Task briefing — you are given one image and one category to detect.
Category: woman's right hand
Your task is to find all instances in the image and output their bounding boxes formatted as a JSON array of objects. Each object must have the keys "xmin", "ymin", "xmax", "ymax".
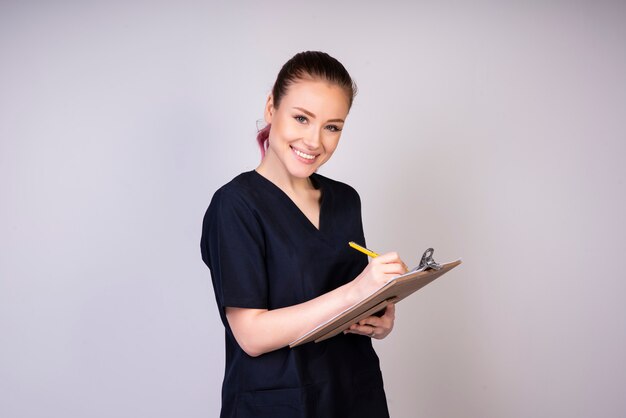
[
  {"xmin": 225, "ymin": 252, "xmax": 407, "ymax": 357},
  {"xmin": 349, "ymin": 252, "xmax": 407, "ymax": 302}
]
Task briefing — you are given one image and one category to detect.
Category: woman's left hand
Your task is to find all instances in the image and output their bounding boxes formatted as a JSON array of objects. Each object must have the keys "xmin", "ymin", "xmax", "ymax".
[{"xmin": 344, "ymin": 303, "xmax": 396, "ymax": 339}]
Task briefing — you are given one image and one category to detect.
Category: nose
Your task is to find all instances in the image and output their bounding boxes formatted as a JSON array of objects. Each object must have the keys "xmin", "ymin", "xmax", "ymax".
[{"xmin": 302, "ymin": 128, "xmax": 321, "ymax": 150}]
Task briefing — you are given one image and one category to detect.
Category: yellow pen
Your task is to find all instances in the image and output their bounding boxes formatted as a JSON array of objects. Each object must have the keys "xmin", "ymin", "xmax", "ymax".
[{"xmin": 348, "ymin": 241, "xmax": 379, "ymax": 258}]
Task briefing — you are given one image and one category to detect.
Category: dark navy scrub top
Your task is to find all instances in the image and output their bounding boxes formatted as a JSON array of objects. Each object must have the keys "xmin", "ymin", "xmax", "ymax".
[{"xmin": 201, "ymin": 170, "xmax": 389, "ymax": 418}]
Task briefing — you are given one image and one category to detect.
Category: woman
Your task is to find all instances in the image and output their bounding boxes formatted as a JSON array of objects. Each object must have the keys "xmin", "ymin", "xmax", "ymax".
[{"xmin": 201, "ymin": 51, "xmax": 406, "ymax": 418}]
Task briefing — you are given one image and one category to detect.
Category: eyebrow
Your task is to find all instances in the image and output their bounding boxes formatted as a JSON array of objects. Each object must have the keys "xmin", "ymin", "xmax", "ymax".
[{"xmin": 293, "ymin": 107, "xmax": 345, "ymax": 124}]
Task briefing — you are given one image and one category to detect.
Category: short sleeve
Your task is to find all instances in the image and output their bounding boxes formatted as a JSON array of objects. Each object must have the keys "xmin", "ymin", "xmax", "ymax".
[{"xmin": 201, "ymin": 187, "xmax": 268, "ymax": 309}]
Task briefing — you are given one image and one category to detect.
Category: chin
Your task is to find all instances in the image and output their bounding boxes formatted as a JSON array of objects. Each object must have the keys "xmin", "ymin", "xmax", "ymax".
[
  {"xmin": 290, "ymin": 168, "xmax": 316, "ymax": 178},
  {"xmin": 288, "ymin": 163, "xmax": 320, "ymax": 179}
]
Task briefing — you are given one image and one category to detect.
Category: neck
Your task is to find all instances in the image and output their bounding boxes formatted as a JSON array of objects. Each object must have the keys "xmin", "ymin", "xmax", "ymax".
[{"xmin": 256, "ymin": 152, "xmax": 314, "ymax": 195}]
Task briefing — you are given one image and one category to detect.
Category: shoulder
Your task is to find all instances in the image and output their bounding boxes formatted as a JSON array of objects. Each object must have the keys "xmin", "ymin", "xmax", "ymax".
[
  {"xmin": 209, "ymin": 171, "xmax": 262, "ymax": 208},
  {"xmin": 217, "ymin": 170, "xmax": 259, "ymax": 195},
  {"xmin": 203, "ymin": 171, "xmax": 266, "ymax": 227},
  {"xmin": 312, "ymin": 172, "xmax": 361, "ymax": 201}
]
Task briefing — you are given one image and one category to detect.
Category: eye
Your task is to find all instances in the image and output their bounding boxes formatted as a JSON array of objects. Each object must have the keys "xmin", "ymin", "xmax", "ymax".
[
  {"xmin": 294, "ymin": 115, "xmax": 308, "ymax": 124},
  {"xmin": 326, "ymin": 125, "xmax": 342, "ymax": 132}
]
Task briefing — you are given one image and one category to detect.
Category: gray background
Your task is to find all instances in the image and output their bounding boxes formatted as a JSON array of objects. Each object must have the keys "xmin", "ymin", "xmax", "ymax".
[{"xmin": 1, "ymin": 1, "xmax": 625, "ymax": 417}]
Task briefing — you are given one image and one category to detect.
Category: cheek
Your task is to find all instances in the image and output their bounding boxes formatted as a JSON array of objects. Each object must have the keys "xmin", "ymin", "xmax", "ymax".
[
  {"xmin": 323, "ymin": 135, "xmax": 341, "ymax": 153},
  {"xmin": 271, "ymin": 119, "xmax": 303, "ymax": 142}
]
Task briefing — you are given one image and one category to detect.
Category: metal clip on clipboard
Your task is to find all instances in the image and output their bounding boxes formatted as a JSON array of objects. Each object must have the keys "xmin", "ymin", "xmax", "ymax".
[
  {"xmin": 412, "ymin": 248, "xmax": 442, "ymax": 272},
  {"xmin": 372, "ymin": 248, "xmax": 441, "ymax": 318}
]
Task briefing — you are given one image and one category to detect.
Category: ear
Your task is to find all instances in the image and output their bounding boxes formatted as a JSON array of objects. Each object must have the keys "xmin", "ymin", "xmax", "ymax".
[{"xmin": 264, "ymin": 94, "xmax": 274, "ymax": 124}]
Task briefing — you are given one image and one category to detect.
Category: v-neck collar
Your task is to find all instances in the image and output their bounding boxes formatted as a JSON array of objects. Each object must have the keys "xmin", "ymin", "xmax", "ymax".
[{"xmin": 251, "ymin": 170, "xmax": 328, "ymax": 233}]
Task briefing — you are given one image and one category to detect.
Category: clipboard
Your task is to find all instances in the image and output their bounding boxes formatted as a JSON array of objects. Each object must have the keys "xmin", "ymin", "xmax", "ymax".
[{"xmin": 289, "ymin": 250, "xmax": 462, "ymax": 348}]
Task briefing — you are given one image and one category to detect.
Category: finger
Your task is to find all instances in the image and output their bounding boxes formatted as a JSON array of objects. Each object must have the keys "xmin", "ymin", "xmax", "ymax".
[
  {"xmin": 360, "ymin": 303, "xmax": 395, "ymax": 326},
  {"xmin": 348, "ymin": 323, "xmax": 376, "ymax": 336},
  {"xmin": 378, "ymin": 262, "xmax": 408, "ymax": 276},
  {"xmin": 383, "ymin": 303, "xmax": 396, "ymax": 319},
  {"xmin": 358, "ymin": 316, "xmax": 382, "ymax": 328},
  {"xmin": 373, "ymin": 252, "xmax": 402, "ymax": 264},
  {"xmin": 370, "ymin": 254, "xmax": 406, "ymax": 273}
]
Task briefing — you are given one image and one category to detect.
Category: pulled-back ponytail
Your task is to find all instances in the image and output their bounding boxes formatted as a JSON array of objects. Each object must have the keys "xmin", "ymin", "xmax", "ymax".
[{"xmin": 256, "ymin": 124, "xmax": 271, "ymax": 158}]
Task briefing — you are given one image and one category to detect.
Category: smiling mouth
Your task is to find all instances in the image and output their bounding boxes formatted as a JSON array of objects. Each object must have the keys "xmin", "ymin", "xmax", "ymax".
[{"xmin": 291, "ymin": 146, "xmax": 317, "ymax": 161}]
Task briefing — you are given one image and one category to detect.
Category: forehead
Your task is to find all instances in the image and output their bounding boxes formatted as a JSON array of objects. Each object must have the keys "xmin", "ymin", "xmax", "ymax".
[{"xmin": 280, "ymin": 79, "xmax": 350, "ymax": 116}]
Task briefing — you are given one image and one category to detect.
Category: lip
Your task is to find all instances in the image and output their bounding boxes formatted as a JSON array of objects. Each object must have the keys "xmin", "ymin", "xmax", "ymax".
[{"xmin": 290, "ymin": 146, "xmax": 319, "ymax": 165}]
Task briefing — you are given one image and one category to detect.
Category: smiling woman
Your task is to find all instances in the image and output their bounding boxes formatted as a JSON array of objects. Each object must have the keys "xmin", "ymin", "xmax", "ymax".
[
  {"xmin": 201, "ymin": 51, "xmax": 406, "ymax": 418},
  {"xmin": 259, "ymin": 80, "xmax": 347, "ymax": 181}
]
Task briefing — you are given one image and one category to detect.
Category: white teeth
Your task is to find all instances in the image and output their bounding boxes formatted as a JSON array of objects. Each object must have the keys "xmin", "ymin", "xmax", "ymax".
[{"xmin": 293, "ymin": 148, "xmax": 315, "ymax": 160}]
